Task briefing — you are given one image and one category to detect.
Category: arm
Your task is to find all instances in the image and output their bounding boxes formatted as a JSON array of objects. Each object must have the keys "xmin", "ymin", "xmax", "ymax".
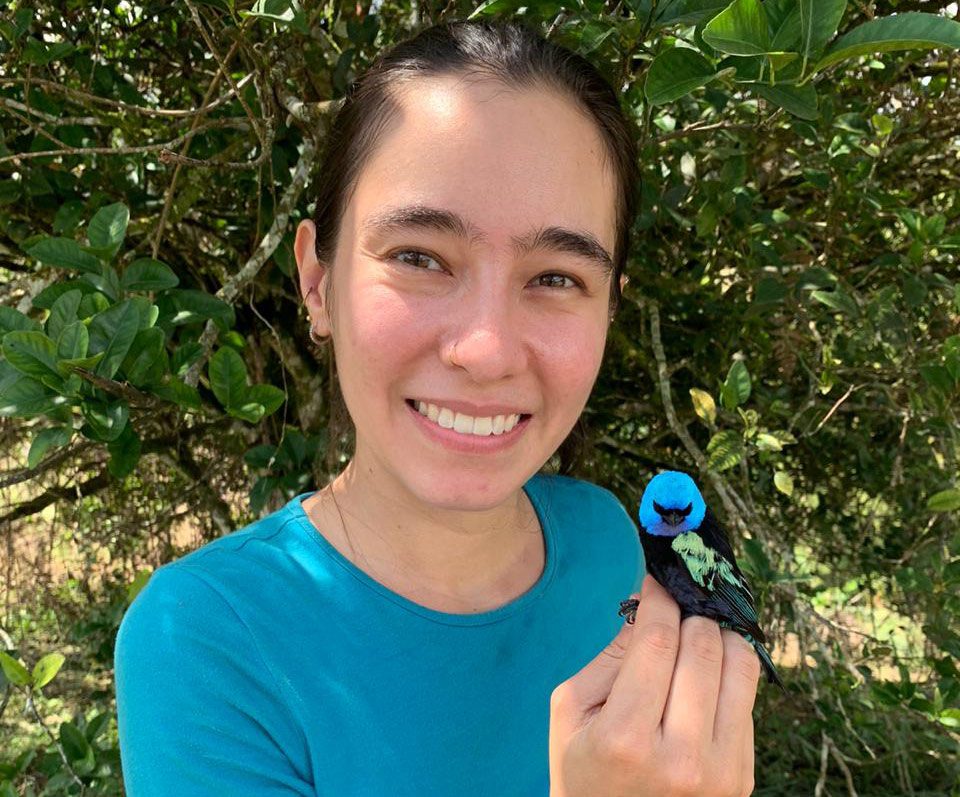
[{"xmin": 114, "ymin": 565, "xmax": 315, "ymax": 797}]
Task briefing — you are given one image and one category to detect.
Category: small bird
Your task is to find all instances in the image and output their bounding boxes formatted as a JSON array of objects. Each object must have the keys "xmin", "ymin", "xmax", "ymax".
[{"xmin": 618, "ymin": 470, "xmax": 785, "ymax": 690}]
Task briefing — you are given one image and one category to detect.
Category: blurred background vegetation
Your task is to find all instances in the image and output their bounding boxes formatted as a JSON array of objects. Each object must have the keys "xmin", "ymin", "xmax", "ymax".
[{"xmin": 1, "ymin": 0, "xmax": 959, "ymax": 794}]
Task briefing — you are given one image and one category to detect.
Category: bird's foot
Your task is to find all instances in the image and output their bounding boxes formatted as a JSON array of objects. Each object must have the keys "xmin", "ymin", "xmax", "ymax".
[{"xmin": 618, "ymin": 597, "xmax": 639, "ymax": 625}]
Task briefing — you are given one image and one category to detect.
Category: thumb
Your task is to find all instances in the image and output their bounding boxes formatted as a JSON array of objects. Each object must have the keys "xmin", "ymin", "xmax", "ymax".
[{"xmin": 556, "ymin": 592, "xmax": 639, "ymax": 718}]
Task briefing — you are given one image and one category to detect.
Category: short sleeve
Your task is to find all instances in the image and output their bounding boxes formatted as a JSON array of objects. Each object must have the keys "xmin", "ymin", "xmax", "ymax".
[{"xmin": 114, "ymin": 565, "xmax": 315, "ymax": 797}]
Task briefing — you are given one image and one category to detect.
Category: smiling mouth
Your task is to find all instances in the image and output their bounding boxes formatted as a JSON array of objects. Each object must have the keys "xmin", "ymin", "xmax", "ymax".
[{"xmin": 404, "ymin": 398, "xmax": 532, "ymax": 437}]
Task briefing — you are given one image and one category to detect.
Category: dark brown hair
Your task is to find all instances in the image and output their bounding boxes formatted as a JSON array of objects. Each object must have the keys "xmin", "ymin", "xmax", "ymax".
[{"xmin": 309, "ymin": 17, "xmax": 639, "ymax": 476}]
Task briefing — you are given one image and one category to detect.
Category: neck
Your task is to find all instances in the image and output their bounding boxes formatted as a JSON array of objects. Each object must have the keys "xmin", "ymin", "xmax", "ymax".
[{"xmin": 308, "ymin": 454, "xmax": 543, "ymax": 611}]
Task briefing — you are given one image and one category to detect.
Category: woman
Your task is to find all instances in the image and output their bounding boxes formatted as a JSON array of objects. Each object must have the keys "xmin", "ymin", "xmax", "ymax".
[{"xmin": 114, "ymin": 18, "xmax": 759, "ymax": 797}]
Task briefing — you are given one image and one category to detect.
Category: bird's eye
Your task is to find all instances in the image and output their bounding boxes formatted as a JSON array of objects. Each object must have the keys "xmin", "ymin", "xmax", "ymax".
[{"xmin": 680, "ymin": 502, "xmax": 693, "ymax": 517}]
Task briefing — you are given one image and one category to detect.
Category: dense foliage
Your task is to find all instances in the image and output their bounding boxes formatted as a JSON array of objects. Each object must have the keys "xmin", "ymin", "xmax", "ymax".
[{"xmin": 1, "ymin": 1, "xmax": 958, "ymax": 794}]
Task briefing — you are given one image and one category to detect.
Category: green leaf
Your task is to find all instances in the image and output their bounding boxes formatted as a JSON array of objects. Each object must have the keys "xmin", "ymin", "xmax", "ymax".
[
  {"xmin": 755, "ymin": 432, "xmax": 783, "ymax": 451},
  {"xmin": 81, "ymin": 399, "xmax": 129, "ymax": 442},
  {"xmin": 811, "ymin": 287, "xmax": 859, "ymax": 317},
  {"xmin": 46, "ymin": 289, "xmax": 83, "ymax": 342},
  {"xmin": 702, "ymin": 0, "xmax": 769, "ymax": 56},
  {"xmin": 108, "ymin": 423, "xmax": 141, "ymax": 478},
  {"xmin": 121, "ymin": 327, "xmax": 166, "ymax": 386},
  {"xmin": 80, "ymin": 264, "xmax": 122, "ymax": 302},
  {"xmin": 645, "ymin": 47, "xmax": 718, "ymax": 105},
  {"xmin": 774, "ymin": 470, "xmax": 794, "ymax": 496},
  {"xmin": 241, "ymin": 0, "xmax": 299, "ymax": 23},
  {"xmin": 229, "ymin": 401, "xmax": 267, "ymax": 423},
  {"xmin": 721, "ymin": 360, "xmax": 751, "ymax": 409},
  {"xmin": 245, "ymin": 383, "xmax": 286, "ymax": 416},
  {"xmin": 814, "ymin": 12, "xmax": 960, "ymax": 74},
  {"xmin": 706, "ymin": 429, "xmax": 744, "ymax": 471},
  {"xmin": 53, "ymin": 200, "xmax": 86, "ymax": 235},
  {"xmin": 153, "ymin": 377, "xmax": 201, "ymax": 410},
  {"xmin": 121, "ymin": 258, "xmax": 180, "ymax": 291},
  {"xmin": 798, "ymin": 0, "xmax": 847, "ymax": 70},
  {"xmin": 938, "ymin": 708, "xmax": 960, "ymax": 728},
  {"xmin": 2, "ymin": 331, "xmax": 61, "ymax": 382},
  {"xmin": 689, "ymin": 387, "xmax": 717, "ymax": 425},
  {"xmin": 753, "ymin": 82, "xmax": 819, "ymax": 119},
  {"xmin": 209, "ymin": 347, "xmax": 249, "ymax": 410},
  {"xmin": 0, "ymin": 651, "xmax": 32, "ymax": 686},
  {"xmin": 0, "ymin": 369, "xmax": 59, "ymax": 418},
  {"xmin": 0, "ymin": 306, "xmax": 43, "ymax": 335},
  {"xmin": 927, "ymin": 488, "xmax": 960, "ymax": 512},
  {"xmin": 88, "ymin": 300, "xmax": 143, "ymax": 379},
  {"xmin": 56, "ymin": 320, "xmax": 89, "ymax": 361},
  {"xmin": 32, "ymin": 279, "xmax": 99, "ymax": 311},
  {"xmin": 87, "ymin": 202, "xmax": 129, "ymax": 250},
  {"xmin": 59, "ymin": 721, "xmax": 96, "ymax": 774},
  {"xmin": 26, "ymin": 237, "xmax": 101, "ymax": 274},
  {"xmin": 31, "ymin": 652, "xmax": 65, "ymax": 688},
  {"xmin": 27, "ymin": 426, "xmax": 73, "ymax": 468},
  {"xmin": 167, "ymin": 288, "xmax": 236, "ymax": 330},
  {"xmin": 56, "ymin": 351, "xmax": 105, "ymax": 379}
]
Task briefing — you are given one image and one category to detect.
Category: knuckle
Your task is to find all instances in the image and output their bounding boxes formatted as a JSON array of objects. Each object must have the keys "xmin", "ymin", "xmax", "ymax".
[
  {"xmin": 723, "ymin": 632, "xmax": 763, "ymax": 683},
  {"xmin": 735, "ymin": 648, "xmax": 763, "ymax": 684},
  {"xmin": 684, "ymin": 618, "xmax": 724, "ymax": 664},
  {"xmin": 600, "ymin": 732, "xmax": 644, "ymax": 768},
  {"xmin": 549, "ymin": 684, "xmax": 569, "ymax": 713},
  {"xmin": 668, "ymin": 758, "xmax": 706, "ymax": 796},
  {"xmin": 638, "ymin": 620, "xmax": 680, "ymax": 657}
]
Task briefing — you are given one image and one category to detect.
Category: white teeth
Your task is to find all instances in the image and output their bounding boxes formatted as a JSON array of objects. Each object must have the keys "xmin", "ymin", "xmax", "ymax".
[
  {"xmin": 412, "ymin": 400, "xmax": 523, "ymax": 437},
  {"xmin": 437, "ymin": 407, "xmax": 455, "ymax": 429},
  {"xmin": 472, "ymin": 416, "xmax": 493, "ymax": 435}
]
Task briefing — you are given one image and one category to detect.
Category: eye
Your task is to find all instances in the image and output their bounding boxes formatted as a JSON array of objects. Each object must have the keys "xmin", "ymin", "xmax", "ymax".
[
  {"xmin": 391, "ymin": 249, "xmax": 445, "ymax": 272},
  {"xmin": 533, "ymin": 272, "xmax": 581, "ymax": 290}
]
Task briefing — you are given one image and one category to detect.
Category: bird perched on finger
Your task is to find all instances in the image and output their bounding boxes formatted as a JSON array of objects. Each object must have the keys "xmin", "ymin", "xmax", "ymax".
[{"xmin": 619, "ymin": 470, "xmax": 786, "ymax": 691}]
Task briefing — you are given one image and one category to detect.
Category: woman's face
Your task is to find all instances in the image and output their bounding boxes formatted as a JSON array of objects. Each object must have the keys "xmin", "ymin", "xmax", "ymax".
[{"xmin": 296, "ymin": 75, "xmax": 619, "ymax": 512}]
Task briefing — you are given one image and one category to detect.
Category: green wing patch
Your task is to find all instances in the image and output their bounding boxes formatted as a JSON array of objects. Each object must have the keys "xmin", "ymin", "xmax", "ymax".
[{"xmin": 671, "ymin": 532, "xmax": 760, "ymax": 633}]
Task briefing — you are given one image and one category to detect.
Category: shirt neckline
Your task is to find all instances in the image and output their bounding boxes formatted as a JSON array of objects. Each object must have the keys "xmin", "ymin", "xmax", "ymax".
[{"xmin": 286, "ymin": 473, "xmax": 558, "ymax": 627}]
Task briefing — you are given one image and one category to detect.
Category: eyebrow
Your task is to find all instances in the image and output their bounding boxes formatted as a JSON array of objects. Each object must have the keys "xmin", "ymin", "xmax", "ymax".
[{"xmin": 360, "ymin": 204, "xmax": 614, "ymax": 278}]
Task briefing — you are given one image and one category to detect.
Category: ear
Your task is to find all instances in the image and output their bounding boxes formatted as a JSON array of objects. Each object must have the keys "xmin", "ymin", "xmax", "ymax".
[{"xmin": 294, "ymin": 219, "xmax": 331, "ymax": 337}]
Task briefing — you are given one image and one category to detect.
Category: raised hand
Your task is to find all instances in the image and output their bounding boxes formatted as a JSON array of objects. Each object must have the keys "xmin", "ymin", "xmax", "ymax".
[{"xmin": 549, "ymin": 575, "xmax": 760, "ymax": 797}]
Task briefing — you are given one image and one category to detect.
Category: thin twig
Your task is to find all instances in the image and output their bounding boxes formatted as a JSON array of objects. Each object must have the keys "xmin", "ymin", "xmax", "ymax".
[
  {"xmin": 0, "ymin": 117, "xmax": 251, "ymax": 166},
  {"xmin": 183, "ymin": 135, "xmax": 318, "ymax": 387},
  {"xmin": 0, "ymin": 75, "xmax": 255, "ymax": 118}
]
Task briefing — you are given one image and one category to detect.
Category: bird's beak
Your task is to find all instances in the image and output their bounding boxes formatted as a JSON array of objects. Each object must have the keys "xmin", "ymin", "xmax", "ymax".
[{"xmin": 661, "ymin": 511, "xmax": 684, "ymax": 527}]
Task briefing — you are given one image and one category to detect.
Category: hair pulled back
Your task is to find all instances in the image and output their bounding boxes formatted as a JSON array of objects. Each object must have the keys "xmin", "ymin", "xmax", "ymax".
[{"xmin": 309, "ymin": 18, "xmax": 640, "ymax": 476}]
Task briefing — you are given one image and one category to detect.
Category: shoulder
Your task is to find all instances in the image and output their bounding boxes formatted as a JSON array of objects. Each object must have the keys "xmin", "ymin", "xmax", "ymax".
[{"xmin": 526, "ymin": 472, "xmax": 636, "ymax": 532}]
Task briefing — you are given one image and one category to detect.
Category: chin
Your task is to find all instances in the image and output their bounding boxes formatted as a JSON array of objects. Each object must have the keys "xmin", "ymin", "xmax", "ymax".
[{"xmin": 403, "ymin": 470, "xmax": 523, "ymax": 513}]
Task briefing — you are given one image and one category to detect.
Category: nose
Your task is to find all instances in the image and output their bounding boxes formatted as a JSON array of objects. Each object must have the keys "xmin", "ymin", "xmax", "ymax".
[{"xmin": 443, "ymin": 284, "xmax": 529, "ymax": 382}]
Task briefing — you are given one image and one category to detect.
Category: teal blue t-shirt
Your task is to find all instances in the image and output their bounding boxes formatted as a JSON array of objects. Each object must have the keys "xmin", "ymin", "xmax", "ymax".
[{"xmin": 114, "ymin": 472, "xmax": 645, "ymax": 796}]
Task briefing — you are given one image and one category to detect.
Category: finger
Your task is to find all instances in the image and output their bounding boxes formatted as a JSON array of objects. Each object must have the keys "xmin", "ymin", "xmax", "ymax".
[
  {"xmin": 660, "ymin": 615, "xmax": 723, "ymax": 749},
  {"xmin": 595, "ymin": 574, "xmax": 681, "ymax": 740},
  {"xmin": 553, "ymin": 607, "xmax": 637, "ymax": 729},
  {"xmin": 712, "ymin": 629, "xmax": 761, "ymax": 758}
]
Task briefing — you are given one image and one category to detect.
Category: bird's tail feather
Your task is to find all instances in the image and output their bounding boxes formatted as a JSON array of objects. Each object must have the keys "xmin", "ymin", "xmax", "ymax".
[
  {"xmin": 751, "ymin": 636, "xmax": 786, "ymax": 692},
  {"xmin": 722, "ymin": 622, "xmax": 786, "ymax": 692}
]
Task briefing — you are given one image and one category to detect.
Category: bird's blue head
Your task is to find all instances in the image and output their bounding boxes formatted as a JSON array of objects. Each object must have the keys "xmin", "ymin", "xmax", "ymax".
[{"xmin": 638, "ymin": 470, "xmax": 707, "ymax": 537}]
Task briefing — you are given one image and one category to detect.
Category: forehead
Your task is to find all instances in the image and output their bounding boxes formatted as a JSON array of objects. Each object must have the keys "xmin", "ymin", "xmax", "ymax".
[{"xmin": 343, "ymin": 74, "xmax": 618, "ymax": 253}]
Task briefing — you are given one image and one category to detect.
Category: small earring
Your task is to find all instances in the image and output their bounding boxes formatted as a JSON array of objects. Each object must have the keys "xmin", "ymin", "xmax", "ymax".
[{"xmin": 309, "ymin": 323, "xmax": 327, "ymax": 345}]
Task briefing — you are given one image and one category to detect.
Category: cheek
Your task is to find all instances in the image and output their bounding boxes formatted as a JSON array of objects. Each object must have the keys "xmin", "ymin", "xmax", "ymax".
[
  {"xmin": 532, "ymin": 314, "xmax": 606, "ymax": 397},
  {"xmin": 339, "ymin": 284, "xmax": 433, "ymax": 385}
]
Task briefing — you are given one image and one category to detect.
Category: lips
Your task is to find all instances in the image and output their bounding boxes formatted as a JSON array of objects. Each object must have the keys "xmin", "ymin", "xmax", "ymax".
[{"xmin": 405, "ymin": 398, "xmax": 530, "ymax": 436}]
